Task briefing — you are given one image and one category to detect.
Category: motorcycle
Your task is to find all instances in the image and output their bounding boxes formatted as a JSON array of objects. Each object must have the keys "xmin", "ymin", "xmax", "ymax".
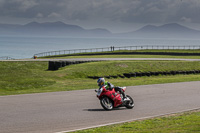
[{"xmin": 95, "ymin": 85, "xmax": 134, "ymax": 110}]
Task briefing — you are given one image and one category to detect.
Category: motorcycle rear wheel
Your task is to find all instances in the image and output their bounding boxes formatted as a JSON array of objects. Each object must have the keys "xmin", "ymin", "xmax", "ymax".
[
  {"xmin": 100, "ymin": 97, "xmax": 113, "ymax": 110},
  {"xmin": 124, "ymin": 95, "xmax": 134, "ymax": 109}
]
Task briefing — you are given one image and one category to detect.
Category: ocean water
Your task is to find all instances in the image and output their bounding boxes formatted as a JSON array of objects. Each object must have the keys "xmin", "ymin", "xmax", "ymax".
[{"xmin": 0, "ymin": 36, "xmax": 200, "ymax": 59}]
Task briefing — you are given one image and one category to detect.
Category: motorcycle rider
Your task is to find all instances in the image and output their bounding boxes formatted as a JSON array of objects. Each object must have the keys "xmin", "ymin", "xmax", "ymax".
[{"xmin": 97, "ymin": 78, "xmax": 128, "ymax": 101}]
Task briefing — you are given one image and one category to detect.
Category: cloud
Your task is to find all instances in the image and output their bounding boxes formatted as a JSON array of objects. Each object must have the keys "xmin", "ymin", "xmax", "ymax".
[
  {"xmin": 36, "ymin": 13, "xmax": 43, "ymax": 18},
  {"xmin": 181, "ymin": 17, "xmax": 192, "ymax": 23},
  {"xmin": 47, "ymin": 12, "xmax": 61, "ymax": 18},
  {"xmin": 0, "ymin": 0, "xmax": 200, "ymax": 24},
  {"xmin": 18, "ymin": 0, "xmax": 38, "ymax": 11}
]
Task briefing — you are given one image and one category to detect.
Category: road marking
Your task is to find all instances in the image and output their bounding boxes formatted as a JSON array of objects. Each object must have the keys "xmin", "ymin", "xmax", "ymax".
[{"xmin": 56, "ymin": 107, "xmax": 200, "ymax": 133}]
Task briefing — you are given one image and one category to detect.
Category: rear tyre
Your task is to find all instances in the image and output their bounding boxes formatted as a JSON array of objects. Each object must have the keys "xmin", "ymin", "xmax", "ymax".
[
  {"xmin": 100, "ymin": 97, "xmax": 113, "ymax": 110},
  {"xmin": 124, "ymin": 95, "xmax": 134, "ymax": 109}
]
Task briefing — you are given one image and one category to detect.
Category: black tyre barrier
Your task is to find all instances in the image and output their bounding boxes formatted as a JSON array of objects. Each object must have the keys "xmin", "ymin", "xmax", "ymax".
[
  {"xmin": 55, "ymin": 61, "xmax": 62, "ymax": 70},
  {"xmin": 155, "ymin": 72, "xmax": 160, "ymax": 76},
  {"xmin": 61, "ymin": 61, "xmax": 66, "ymax": 67},
  {"xmin": 118, "ymin": 75, "xmax": 125, "ymax": 78},
  {"xmin": 195, "ymin": 70, "xmax": 200, "ymax": 73},
  {"xmin": 87, "ymin": 70, "xmax": 200, "ymax": 79},
  {"xmin": 130, "ymin": 73, "xmax": 136, "ymax": 77},
  {"xmin": 48, "ymin": 60, "xmax": 99, "ymax": 70},
  {"xmin": 158, "ymin": 72, "xmax": 163, "ymax": 75},
  {"xmin": 135, "ymin": 72, "xmax": 142, "ymax": 77},
  {"xmin": 87, "ymin": 76, "xmax": 101, "ymax": 79},
  {"xmin": 186, "ymin": 71, "xmax": 190, "ymax": 74},
  {"xmin": 163, "ymin": 72, "xmax": 167, "ymax": 75},
  {"xmin": 171, "ymin": 71, "xmax": 176, "ymax": 75},
  {"xmin": 182, "ymin": 71, "xmax": 186, "ymax": 75},
  {"xmin": 123, "ymin": 73, "xmax": 131, "ymax": 78},
  {"xmin": 105, "ymin": 76, "xmax": 111, "ymax": 79},
  {"xmin": 145, "ymin": 72, "xmax": 151, "ymax": 77},
  {"xmin": 150, "ymin": 72, "xmax": 155, "ymax": 76},
  {"xmin": 167, "ymin": 72, "xmax": 170, "ymax": 75},
  {"xmin": 141, "ymin": 72, "xmax": 146, "ymax": 76},
  {"xmin": 177, "ymin": 71, "xmax": 182, "ymax": 74},
  {"xmin": 110, "ymin": 75, "xmax": 118, "ymax": 78},
  {"xmin": 94, "ymin": 76, "xmax": 101, "ymax": 79},
  {"xmin": 48, "ymin": 61, "xmax": 55, "ymax": 70}
]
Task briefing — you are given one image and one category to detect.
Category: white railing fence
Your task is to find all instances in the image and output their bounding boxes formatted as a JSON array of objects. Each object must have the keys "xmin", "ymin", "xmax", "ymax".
[{"xmin": 33, "ymin": 45, "xmax": 200, "ymax": 58}]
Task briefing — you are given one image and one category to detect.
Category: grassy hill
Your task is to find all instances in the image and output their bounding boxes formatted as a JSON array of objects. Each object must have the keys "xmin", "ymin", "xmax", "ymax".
[{"xmin": 1, "ymin": 60, "xmax": 200, "ymax": 95}]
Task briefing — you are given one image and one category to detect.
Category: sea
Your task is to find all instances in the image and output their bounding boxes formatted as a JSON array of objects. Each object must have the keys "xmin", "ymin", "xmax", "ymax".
[{"xmin": 1, "ymin": 36, "xmax": 200, "ymax": 59}]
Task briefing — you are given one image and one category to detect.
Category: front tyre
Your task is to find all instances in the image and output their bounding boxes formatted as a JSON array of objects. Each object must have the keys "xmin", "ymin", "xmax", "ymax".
[
  {"xmin": 100, "ymin": 97, "xmax": 113, "ymax": 110},
  {"xmin": 124, "ymin": 95, "xmax": 134, "ymax": 109}
]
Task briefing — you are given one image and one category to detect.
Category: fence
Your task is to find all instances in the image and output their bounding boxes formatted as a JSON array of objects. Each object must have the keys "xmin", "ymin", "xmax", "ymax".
[
  {"xmin": 33, "ymin": 45, "xmax": 200, "ymax": 58},
  {"xmin": 0, "ymin": 56, "xmax": 15, "ymax": 60}
]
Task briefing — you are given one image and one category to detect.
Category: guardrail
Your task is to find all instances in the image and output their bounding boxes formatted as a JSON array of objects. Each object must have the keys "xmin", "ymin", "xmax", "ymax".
[
  {"xmin": 33, "ymin": 45, "xmax": 200, "ymax": 58},
  {"xmin": 0, "ymin": 56, "xmax": 15, "ymax": 60}
]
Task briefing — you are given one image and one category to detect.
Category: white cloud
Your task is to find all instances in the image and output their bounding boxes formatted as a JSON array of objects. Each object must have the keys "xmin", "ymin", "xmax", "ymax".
[
  {"xmin": 8, "ymin": 0, "xmax": 38, "ymax": 11},
  {"xmin": 20, "ymin": 0, "xmax": 38, "ymax": 11},
  {"xmin": 181, "ymin": 17, "xmax": 192, "ymax": 23},
  {"xmin": 36, "ymin": 13, "xmax": 43, "ymax": 18},
  {"xmin": 1, "ymin": 0, "xmax": 200, "ymax": 28},
  {"xmin": 48, "ymin": 12, "xmax": 61, "ymax": 18}
]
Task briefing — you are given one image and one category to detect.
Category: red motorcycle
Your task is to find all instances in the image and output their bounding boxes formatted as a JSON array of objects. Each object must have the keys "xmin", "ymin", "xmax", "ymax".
[{"xmin": 95, "ymin": 86, "xmax": 134, "ymax": 110}]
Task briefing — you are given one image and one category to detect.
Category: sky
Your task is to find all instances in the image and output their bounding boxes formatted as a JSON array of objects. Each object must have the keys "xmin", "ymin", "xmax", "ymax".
[{"xmin": 0, "ymin": 0, "xmax": 200, "ymax": 33}]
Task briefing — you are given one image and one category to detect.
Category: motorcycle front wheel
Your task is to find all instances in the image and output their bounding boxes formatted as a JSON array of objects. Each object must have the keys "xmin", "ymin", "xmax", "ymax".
[
  {"xmin": 100, "ymin": 97, "xmax": 113, "ymax": 110},
  {"xmin": 124, "ymin": 95, "xmax": 134, "ymax": 109}
]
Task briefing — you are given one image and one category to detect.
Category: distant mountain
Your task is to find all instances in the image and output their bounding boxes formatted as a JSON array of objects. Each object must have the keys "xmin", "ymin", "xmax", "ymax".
[
  {"xmin": 0, "ymin": 21, "xmax": 112, "ymax": 37},
  {"xmin": 0, "ymin": 22, "xmax": 200, "ymax": 38},
  {"xmin": 24, "ymin": 21, "xmax": 85, "ymax": 31},
  {"xmin": 125, "ymin": 23, "xmax": 200, "ymax": 38}
]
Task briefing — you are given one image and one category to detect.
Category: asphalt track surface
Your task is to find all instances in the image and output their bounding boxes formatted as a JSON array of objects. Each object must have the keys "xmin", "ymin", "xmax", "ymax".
[{"xmin": 0, "ymin": 81, "xmax": 200, "ymax": 133}]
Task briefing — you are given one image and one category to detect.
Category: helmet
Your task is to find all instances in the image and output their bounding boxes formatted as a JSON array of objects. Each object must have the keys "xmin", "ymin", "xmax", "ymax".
[{"xmin": 97, "ymin": 78, "xmax": 105, "ymax": 86}]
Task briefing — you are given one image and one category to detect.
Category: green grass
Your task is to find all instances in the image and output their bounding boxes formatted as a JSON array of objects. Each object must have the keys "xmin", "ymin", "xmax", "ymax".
[
  {"xmin": 74, "ymin": 110, "xmax": 200, "ymax": 133},
  {"xmin": 1, "ymin": 60, "xmax": 200, "ymax": 95}
]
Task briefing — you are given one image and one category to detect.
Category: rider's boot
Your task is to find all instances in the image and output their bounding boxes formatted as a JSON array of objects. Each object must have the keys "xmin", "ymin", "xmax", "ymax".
[
  {"xmin": 115, "ymin": 86, "xmax": 128, "ymax": 101},
  {"xmin": 122, "ymin": 92, "xmax": 128, "ymax": 101}
]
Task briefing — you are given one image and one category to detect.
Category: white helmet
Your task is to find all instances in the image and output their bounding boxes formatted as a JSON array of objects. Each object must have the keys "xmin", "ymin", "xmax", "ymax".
[{"xmin": 97, "ymin": 78, "xmax": 105, "ymax": 86}]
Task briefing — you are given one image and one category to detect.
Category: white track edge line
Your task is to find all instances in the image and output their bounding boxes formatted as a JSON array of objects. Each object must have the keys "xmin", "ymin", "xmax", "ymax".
[{"xmin": 55, "ymin": 107, "xmax": 200, "ymax": 133}]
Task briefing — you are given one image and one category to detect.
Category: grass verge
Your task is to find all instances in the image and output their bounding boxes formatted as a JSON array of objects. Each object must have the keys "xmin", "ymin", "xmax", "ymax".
[
  {"xmin": 1, "ymin": 60, "xmax": 200, "ymax": 95},
  {"xmin": 74, "ymin": 110, "xmax": 200, "ymax": 133}
]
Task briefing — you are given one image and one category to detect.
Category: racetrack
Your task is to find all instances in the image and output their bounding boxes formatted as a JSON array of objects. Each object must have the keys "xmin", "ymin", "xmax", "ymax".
[{"xmin": 0, "ymin": 81, "xmax": 200, "ymax": 133}]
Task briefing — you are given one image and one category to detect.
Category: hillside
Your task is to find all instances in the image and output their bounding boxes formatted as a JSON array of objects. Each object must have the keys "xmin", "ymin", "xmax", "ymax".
[
  {"xmin": 0, "ymin": 22, "xmax": 200, "ymax": 38},
  {"xmin": 129, "ymin": 23, "xmax": 200, "ymax": 38},
  {"xmin": 0, "ymin": 21, "xmax": 112, "ymax": 37}
]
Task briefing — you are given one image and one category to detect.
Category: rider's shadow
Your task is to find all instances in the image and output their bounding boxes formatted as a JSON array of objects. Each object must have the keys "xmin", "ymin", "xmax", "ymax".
[
  {"xmin": 83, "ymin": 108, "xmax": 127, "ymax": 112},
  {"xmin": 83, "ymin": 109, "xmax": 105, "ymax": 111}
]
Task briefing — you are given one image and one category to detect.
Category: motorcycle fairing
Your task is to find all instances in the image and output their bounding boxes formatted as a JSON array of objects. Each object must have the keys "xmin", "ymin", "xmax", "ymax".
[{"xmin": 98, "ymin": 87, "xmax": 123, "ymax": 107}]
